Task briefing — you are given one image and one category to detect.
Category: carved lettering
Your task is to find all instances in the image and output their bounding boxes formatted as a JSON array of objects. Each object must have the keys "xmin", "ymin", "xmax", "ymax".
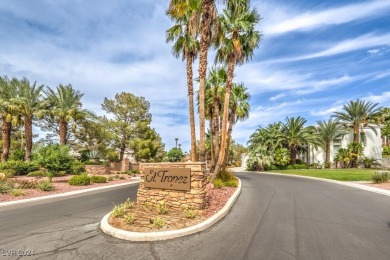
[{"xmin": 143, "ymin": 168, "xmax": 191, "ymax": 191}]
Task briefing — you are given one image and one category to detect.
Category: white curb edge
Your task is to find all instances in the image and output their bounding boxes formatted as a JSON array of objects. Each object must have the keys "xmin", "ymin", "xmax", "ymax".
[
  {"xmin": 247, "ymin": 171, "xmax": 390, "ymax": 197},
  {"xmin": 0, "ymin": 181, "xmax": 140, "ymax": 207},
  {"xmin": 100, "ymin": 178, "xmax": 242, "ymax": 241}
]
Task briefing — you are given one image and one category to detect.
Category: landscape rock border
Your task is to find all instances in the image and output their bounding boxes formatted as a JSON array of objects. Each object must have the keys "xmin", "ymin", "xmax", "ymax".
[{"xmin": 100, "ymin": 178, "xmax": 242, "ymax": 241}]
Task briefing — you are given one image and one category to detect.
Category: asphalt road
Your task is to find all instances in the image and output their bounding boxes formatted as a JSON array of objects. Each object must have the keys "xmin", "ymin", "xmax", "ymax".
[{"xmin": 1, "ymin": 173, "xmax": 390, "ymax": 260}]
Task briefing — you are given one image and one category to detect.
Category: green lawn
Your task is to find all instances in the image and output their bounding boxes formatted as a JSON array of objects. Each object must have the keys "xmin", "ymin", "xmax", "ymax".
[{"xmin": 269, "ymin": 168, "xmax": 378, "ymax": 181}]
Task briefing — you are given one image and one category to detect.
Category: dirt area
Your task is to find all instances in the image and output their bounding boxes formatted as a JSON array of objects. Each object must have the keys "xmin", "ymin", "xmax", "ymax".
[
  {"xmin": 364, "ymin": 182, "xmax": 390, "ymax": 191},
  {"xmin": 0, "ymin": 174, "xmax": 136, "ymax": 203},
  {"xmin": 109, "ymin": 186, "xmax": 237, "ymax": 232}
]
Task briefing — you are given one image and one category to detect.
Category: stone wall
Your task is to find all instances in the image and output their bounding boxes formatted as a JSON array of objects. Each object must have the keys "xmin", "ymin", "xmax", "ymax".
[
  {"xmin": 85, "ymin": 165, "xmax": 110, "ymax": 175},
  {"xmin": 137, "ymin": 162, "xmax": 207, "ymax": 210},
  {"xmin": 382, "ymin": 158, "xmax": 390, "ymax": 169},
  {"xmin": 110, "ymin": 162, "xmax": 122, "ymax": 171}
]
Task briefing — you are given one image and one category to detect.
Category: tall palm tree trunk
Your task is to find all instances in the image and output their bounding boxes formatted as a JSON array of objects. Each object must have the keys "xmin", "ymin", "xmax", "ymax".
[
  {"xmin": 198, "ymin": 0, "xmax": 213, "ymax": 162},
  {"xmin": 290, "ymin": 145, "xmax": 297, "ymax": 165},
  {"xmin": 222, "ymin": 111, "xmax": 235, "ymax": 171},
  {"xmin": 1, "ymin": 116, "xmax": 11, "ymax": 162},
  {"xmin": 353, "ymin": 124, "xmax": 359, "ymax": 143},
  {"xmin": 211, "ymin": 57, "xmax": 235, "ymax": 181},
  {"xmin": 24, "ymin": 117, "xmax": 33, "ymax": 161},
  {"xmin": 325, "ymin": 142, "xmax": 331, "ymax": 166},
  {"xmin": 210, "ymin": 118, "xmax": 215, "ymax": 168},
  {"xmin": 59, "ymin": 120, "xmax": 68, "ymax": 145},
  {"xmin": 211, "ymin": 94, "xmax": 220, "ymax": 170},
  {"xmin": 186, "ymin": 53, "xmax": 197, "ymax": 162}
]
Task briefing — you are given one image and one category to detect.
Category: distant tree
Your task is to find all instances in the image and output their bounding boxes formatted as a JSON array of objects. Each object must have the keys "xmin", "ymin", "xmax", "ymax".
[
  {"xmin": 0, "ymin": 76, "xmax": 17, "ymax": 161},
  {"xmin": 130, "ymin": 124, "xmax": 166, "ymax": 162},
  {"xmin": 10, "ymin": 78, "xmax": 46, "ymax": 161},
  {"xmin": 102, "ymin": 92, "xmax": 152, "ymax": 161},
  {"xmin": 45, "ymin": 84, "xmax": 85, "ymax": 145},
  {"xmin": 333, "ymin": 99, "xmax": 381, "ymax": 143},
  {"xmin": 316, "ymin": 119, "xmax": 346, "ymax": 167},
  {"xmin": 167, "ymin": 147, "xmax": 184, "ymax": 162}
]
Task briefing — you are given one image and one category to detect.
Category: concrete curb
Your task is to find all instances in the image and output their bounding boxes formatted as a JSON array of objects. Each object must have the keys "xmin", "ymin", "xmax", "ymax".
[
  {"xmin": 0, "ymin": 181, "xmax": 140, "ymax": 207},
  {"xmin": 244, "ymin": 171, "xmax": 390, "ymax": 197},
  {"xmin": 100, "ymin": 178, "xmax": 242, "ymax": 241}
]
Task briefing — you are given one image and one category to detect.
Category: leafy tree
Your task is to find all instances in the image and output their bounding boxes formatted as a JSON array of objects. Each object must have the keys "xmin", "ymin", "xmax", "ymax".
[
  {"xmin": 130, "ymin": 124, "xmax": 166, "ymax": 162},
  {"xmin": 333, "ymin": 99, "xmax": 381, "ymax": 143},
  {"xmin": 166, "ymin": 0, "xmax": 201, "ymax": 162},
  {"xmin": 273, "ymin": 148, "xmax": 290, "ymax": 166},
  {"xmin": 101, "ymin": 92, "xmax": 152, "ymax": 161},
  {"xmin": 211, "ymin": 1, "xmax": 261, "ymax": 181},
  {"xmin": 45, "ymin": 85, "xmax": 85, "ymax": 145},
  {"xmin": 167, "ymin": 147, "xmax": 184, "ymax": 162},
  {"xmin": 10, "ymin": 78, "xmax": 46, "ymax": 161},
  {"xmin": 246, "ymin": 145, "xmax": 273, "ymax": 171},
  {"xmin": 316, "ymin": 119, "xmax": 346, "ymax": 167},
  {"xmin": 0, "ymin": 76, "xmax": 17, "ymax": 161}
]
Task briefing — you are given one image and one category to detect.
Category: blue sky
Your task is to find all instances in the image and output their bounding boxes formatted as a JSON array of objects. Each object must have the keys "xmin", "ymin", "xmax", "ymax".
[{"xmin": 0, "ymin": 0, "xmax": 389, "ymax": 151}]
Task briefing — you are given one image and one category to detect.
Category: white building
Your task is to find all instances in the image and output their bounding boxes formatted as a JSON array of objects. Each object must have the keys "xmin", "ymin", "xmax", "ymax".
[{"xmin": 306, "ymin": 125, "xmax": 382, "ymax": 165}]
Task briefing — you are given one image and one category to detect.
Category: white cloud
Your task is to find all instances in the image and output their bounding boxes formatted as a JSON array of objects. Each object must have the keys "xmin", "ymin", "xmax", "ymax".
[
  {"xmin": 368, "ymin": 48, "xmax": 381, "ymax": 55},
  {"xmin": 263, "ymin": 0, "xmax": 390, "ymax": 36},
  {"xmin": 364, "ymin": 91, "xmax": 390, "ymax": 105},
  {"xmin": 269, "ymin": 93, "xmax": 286, "ymax": 101}
]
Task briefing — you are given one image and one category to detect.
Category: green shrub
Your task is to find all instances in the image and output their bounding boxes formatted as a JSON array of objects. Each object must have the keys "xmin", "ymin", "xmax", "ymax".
[
  {"xmin": 123, "ymin": 198, "xmax": 135, "ymax": 209},
  {"xmin": 0, "ymin": 180, "xmax": 14, "ymax": 193},
  {"xmin": 27, "ymin": 171, "xmax": 46, "ymax": 177},
  {"xmin": 124, "ymin": 214, "xmax": 135, "ymax": 224},
  {"xmin": 359, "ymin": 157, "xmax": 381, "ymax": 168},
  {"xmin": 286, "ymin": 164, "xmax": 309, "ymax": 170},
  {"xmin": 0, "ymin": 161, "xmax": 39, "ymax": 175},
  {"xmin": 274, "ymin": 148, "xmax": 291, "ymax": 166},
  {"xmin": 83, "ymin": 160, "xmax": 102, "ymax": 165},
  {"xmin": 152, "ymin": 217, "xmax": 164, "ymax": 228},
  {"xmin": 111, "ymin": 204, "xmax": 126, "ymax": 218},
  {"xmin": 35, "ymin": 144, "xmax": 77, "ymax": 173},
  {"xmin": 10, "ymin": 188, "xmax": 25, "ymax": 196},
  {"xmin": 219, "ymin": 169, "xmax": 236, "ymax": 182},
  {"xmin": 372, "ymin": 171, "xmax": 390, "ymax": 184},
  {"xmin": 383, "ymin": 146, "xmax": 390, "ymax": 156},
  {"xmin": 70, "ymin": 161, "xmax": 85, "ymax": 174},
  {"xmin": 37, "ymin": 181, "xmax": 54, "ymax": 191},
  {"xmin": 119, "ymin": 176, "xmax": 126, "ymax": 180},
  {"xmin": 184, "ymin": 209, "xmax": 197, "ymax": 219},
  {"xmin": 68, "ymin": 175, "xmax": 91, "ymax": 186},
  {"xmin": 2, "ymin": 169, "xmax": 15, "ymax": 178},
  {"xmin": 107, "ymin": 150, "xmax": 119, "ymax": 162},
  {"xmin": 213, "ymin": 179, "xmax": 225, "ymax": 189},
  {"xmin": 9, "ymin": 150, "xmax": 26, "ymax": 161},
  {"xmin": 90, "ymin": 176, "xmax": 107, "ymax": 183},
  {"xmin": 107, "ymin": 176, "xmax": 114, "ymax": 181},
  {"xmin": 156, "ymin": 201, "xmax": 168, "ymax": 214},
  {"xmin": 225, "ymin": 178, "xmax": 239, "ymax": 187}
]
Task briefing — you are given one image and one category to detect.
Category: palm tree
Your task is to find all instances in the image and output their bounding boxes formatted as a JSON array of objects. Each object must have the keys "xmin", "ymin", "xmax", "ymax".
[
  {"xmin": 223, "ymin": 83, "xmax": 250, "ymax": 168},
  {"xmin": 316, "ymin": 119, "xmax": 346, "ymax": 167},
  {"xmin": 333, "ymin": 99, "xmax": 381, "ymax": 143},
  {"xmin": 45, "ymin": 85, "xmax": 84, "ymax": 145},
  {"xmin": 211, "ymin": 2, "xmax": 261, "ymax": 181},
  {"xmin": 166, "ymin": 0, "xmax": 201, "ymax": 162},
  {"xmin": 10, "ymin": 78, "xmax": 46, "ymax": 161},
  {"xmin": 0, "ymin": 76, "xmax": 17, "ymax": 161},
  {"xmin": 204, "ymin": 66, "xmax": 226, "ymax": 169},
  {"xmin": 282, "ymin": 116, "xmax": 320, "ymax": 165}
]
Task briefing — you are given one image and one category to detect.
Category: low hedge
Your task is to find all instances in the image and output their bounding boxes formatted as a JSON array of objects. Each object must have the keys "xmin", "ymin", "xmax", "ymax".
[
  {"xmin": 90, "ymin": 176, "xmax": 107, "ymax": 183},
  {"xmin": 68, "ymin": 175, "xmax": 91, "ymax": 186}
]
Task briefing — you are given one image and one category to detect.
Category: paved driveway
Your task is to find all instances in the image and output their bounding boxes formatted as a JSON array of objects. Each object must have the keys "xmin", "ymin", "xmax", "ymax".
[{"xmin": 1, "ymin": 173, "xmax": 389, "ymax": 260}]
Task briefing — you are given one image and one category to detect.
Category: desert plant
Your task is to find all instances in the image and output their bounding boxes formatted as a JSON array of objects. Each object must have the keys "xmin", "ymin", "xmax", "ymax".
[
  {"xmin": 156, "ymin": 201, "xmax": 169, "ymax": 214},
  {"xmin": 0, "ymin": 180, "xmax": 14, "ymax": 193},
  {"xmin": 68, "ymin": 174, "xmax": 91, "ymax": 186},
  {"xmin": 37, "ymin": 181, "xmax": 54, "ymax": 191},
  {"xmin": 13, "ymin": 179, "xmax": 37, "ymax": 189},
  {"xmin": 10, "ymin": 188, "xmax": 25, "ymax": 196},
  {"xmin": 35, "ymin": 144, "xmax": 75, "ymax": 173},
  {"xmin": 273, "ymin": 148, "xmax": 290, "ymax": 166},
  {"xmin": 225, "ymin": 178, "xmax": 238, "ymax": 187},
  {"xmin": 213, "ymin": 179, "xmax": 225, "ymax": 189},
  {"xmin": 124, "ymin": 214, "xmax": 135, "ymax": 224},
  {"xmin": 90, "ymin": 176, "xmax": 107, "ymax": 183},
  {"xmin": 27, "ymin": 170, "xmax": 46, "ymax": 177},
  {"xmin": 152, "ymin": 217, "xmax": 164, "ymax": 228},
  {"xmin": 123, "ymin": 198, "xmax": 135, "ymax": 209},
  {"xmin": 184, "ymin": 209, "xmax": 197, "ymax": 219},
  {"xmin": 87, "ymin": 150, "xmax": 100, "ymax": 161},
  {"xmin": 0, "ymin": 161, "xmax": 39, "ymax": 175},
  {"xmin": 359, "ymin": 157, "xmax": 381, "ymax": 168},
  {"xmin": 107, "ymin": 176, "xmax": 114, "ymax": 181},
  {"xmin": 111, "ymin": 204, "xmax": 126, "ymax": 218},
  {"xmin": 107, "ymin": 150, "xmax": 119, "ymax": 162},
  {"xmin": 372, "ymin": 171, "xmax": 389, "ymax": 184},
  {"xmin": 119, "ymin": 176, "xmax": 125, "ymax": 180}
]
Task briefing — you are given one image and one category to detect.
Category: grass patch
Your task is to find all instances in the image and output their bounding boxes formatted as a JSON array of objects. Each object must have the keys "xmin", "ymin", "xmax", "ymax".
[{"xmin": 269, "ymin": 168, "xmax": 377, "ymax": 181}]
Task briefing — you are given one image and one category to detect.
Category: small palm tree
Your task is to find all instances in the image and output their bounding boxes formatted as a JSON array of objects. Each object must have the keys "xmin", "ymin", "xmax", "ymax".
[
  {"xmin": 316, "ymin": 119, "xmax": 346, "ymax": 167},
  {"xmin": 45, "ymin": 85, "xmax": 84, "ymax": 145},
  {"xmin": 167, "ymin": 0, "xmax": 201, "ymax": 162},
  {"xmin": 211, "ymin": 2, "xmax": 261, "ymax": 181},
  {"xmin": 333, "ymin": 99, "xmax": 381, "ymax": 143},
  {"xmin": 282, "ymin": 116, "xmax": 320, "ymax": 165},
  {"xmin": 10, "ymin": 78, "xmax": 47, "ymax": 161}
]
